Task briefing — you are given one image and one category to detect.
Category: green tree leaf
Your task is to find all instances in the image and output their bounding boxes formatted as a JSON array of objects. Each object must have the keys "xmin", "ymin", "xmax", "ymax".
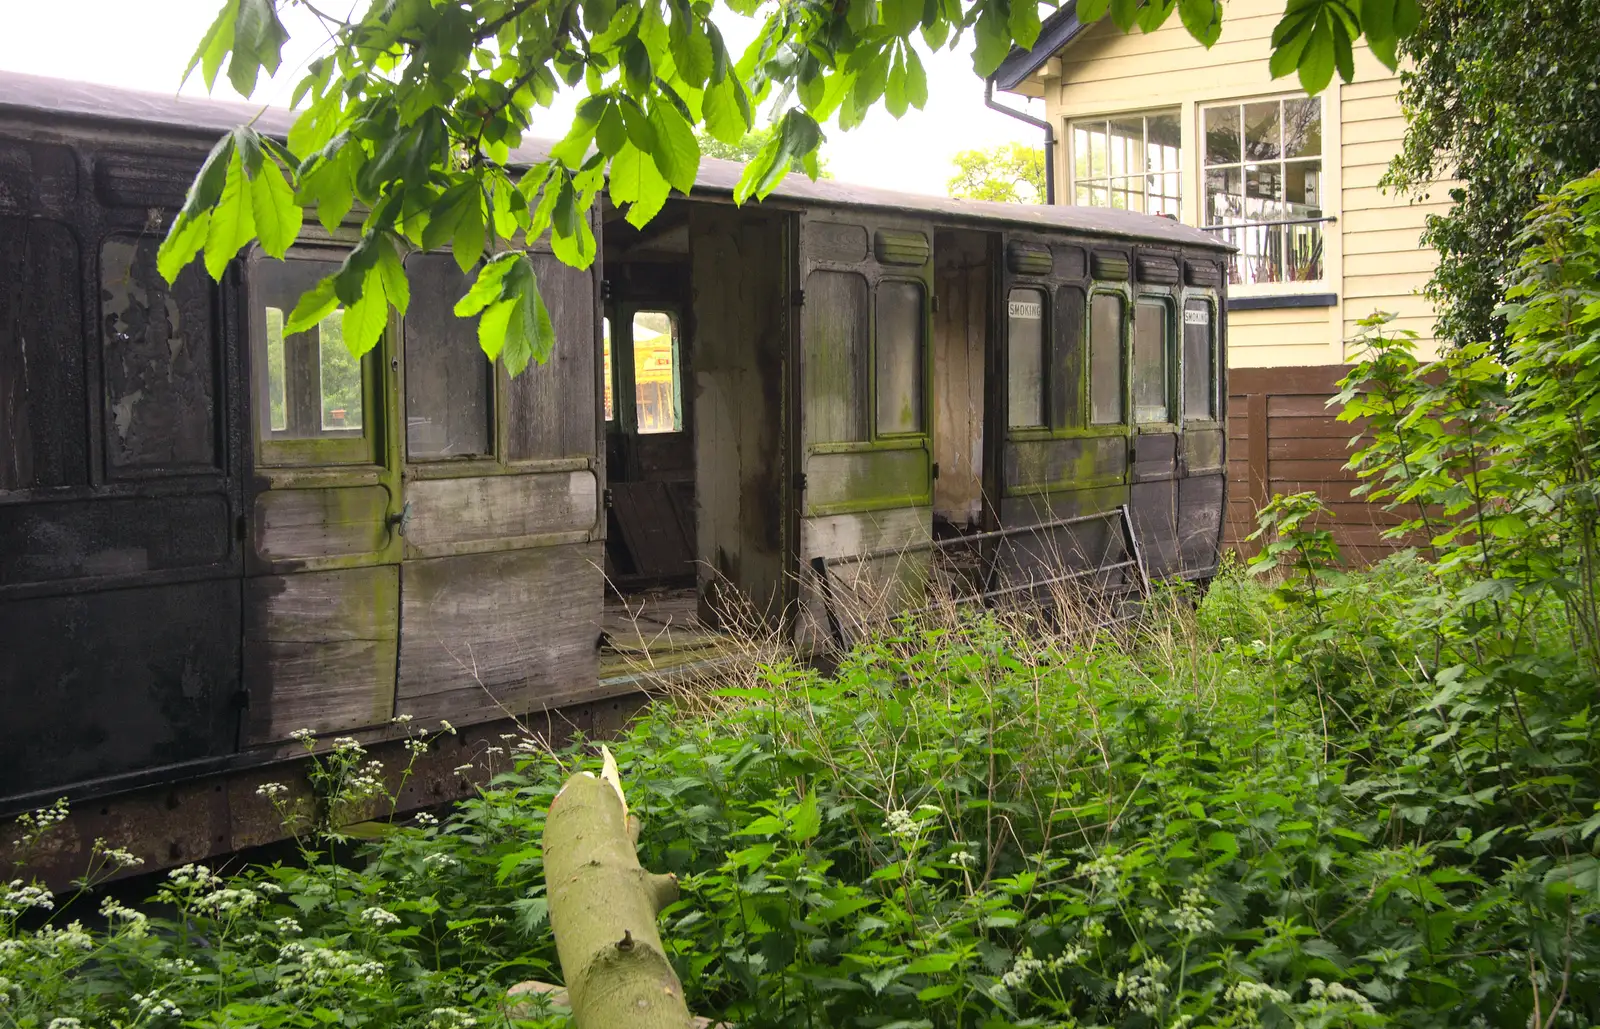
[
  {"xmin": 203, "ymin": 146, "xmax": 256, "ymax": 280},
  {"xmin": 285, "ymin": 274, "xmax": 341, "ymax": 335},
  {"xmin": 249, "ymin": 157, "xmax": 302, "ymax": 259},
  {"xmin": 1009, "ymin": 0, "xmax": 1042, "ymax": 51},
  {"xmin": 646, "ymin": 100, "xmax": 701, "ymax": 195},
  {"xmin": 341, "ymin": 265, "xmax": 390, "ymax": 358},
  {"xmin": 609, "ymin": 142, "xmax": 672, "ymax": 228}
]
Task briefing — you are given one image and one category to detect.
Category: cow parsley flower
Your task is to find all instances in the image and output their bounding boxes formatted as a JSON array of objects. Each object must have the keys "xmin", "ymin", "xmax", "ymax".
[{"xmin": 361, "ymin": 906, "xmax": 401, "ymax": 927}]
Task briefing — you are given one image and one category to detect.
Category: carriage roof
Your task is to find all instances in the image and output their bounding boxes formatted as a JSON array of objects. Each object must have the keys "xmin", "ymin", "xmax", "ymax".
[{"xmin": 0, "ymin": 69, "xmax": 1226, "ymax": 252}]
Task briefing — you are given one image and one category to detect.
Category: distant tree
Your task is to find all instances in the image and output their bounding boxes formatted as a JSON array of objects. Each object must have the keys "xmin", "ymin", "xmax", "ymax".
[
  {"xmin": 947, "ymin": 144, "xmax": 1046, "ymax": 204},
  {"xmin": 697, "ymin": 125, "xmax": 776, "ymax": 163},
  {"xmin": 1385, "ymin": 0, "xmax": 1600, "ymax": 351}
]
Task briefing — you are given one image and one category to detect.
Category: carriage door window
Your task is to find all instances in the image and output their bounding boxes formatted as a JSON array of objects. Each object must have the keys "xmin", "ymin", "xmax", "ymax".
[
  {"xmin": 1007, "ymin": 288, "xmax": 1046, "ymax": 428},
  {"xmin": 632, "ymin": 311, "xmax": 680, "ymax": 433},
  {"xmin": 602, "ymin": 317, "xmax": 614, "ymax": 423},
  {"xmin": 1183, "ymin": 301, "xmax": 1215, "ymax": 421},
  {"xmin": 251, "ymin": 255, "xmax": 375, "ymax": 464},
  {"xmin": 875, "ymin": 281, "xmax": 925, "ymax": 435},
  {"xmin": 1089, "ymin": 293, "xmax": 1125, "ymax": 425},
  {"xmin": 404, "ymin": 253, "xmax": 492, "ymax": 460},
  {"xmin": 1133, "ymin": 299, "xmax": 1173, "ymax": 424},
  {"xmin": 804, "ymin": 271, "xmax": 870, "ymax": 444}
]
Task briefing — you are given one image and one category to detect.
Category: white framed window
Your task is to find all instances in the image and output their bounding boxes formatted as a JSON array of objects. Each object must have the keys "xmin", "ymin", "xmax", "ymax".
[
  {"xmin": 1201, "ymin": 95, "xmax": 1325, "ymax": 287},
  {"xmin": 1068, "ymin": 110, "xmax": 1182, "ymax": 218}
]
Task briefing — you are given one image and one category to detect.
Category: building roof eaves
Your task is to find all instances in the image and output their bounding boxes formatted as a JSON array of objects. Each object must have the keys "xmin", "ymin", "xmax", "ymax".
[{"xmin": 992, "ymin": 1, "xmax": 1087, "ymax": 93}]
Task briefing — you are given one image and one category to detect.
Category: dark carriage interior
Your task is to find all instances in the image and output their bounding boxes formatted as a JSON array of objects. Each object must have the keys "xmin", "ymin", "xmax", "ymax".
[{"xmin": 596, "ymin": 196, "xmax": 790, "ymax": 665}]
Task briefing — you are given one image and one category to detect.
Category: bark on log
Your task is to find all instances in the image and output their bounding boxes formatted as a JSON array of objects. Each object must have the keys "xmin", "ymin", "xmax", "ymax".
[{"xmin": 543, "ymin": 769, "xmax": 691, "ymax": 1028}]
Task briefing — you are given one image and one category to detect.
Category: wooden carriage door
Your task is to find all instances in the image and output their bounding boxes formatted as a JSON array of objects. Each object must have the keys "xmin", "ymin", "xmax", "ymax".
[
  {"xmin": 392, "ymin": 241, "xmax": 603, "ymax": 726},
  {"xmin": 796, "ymin": 214, "xmax": 935, "ymax": 644},
  {"xmin": 991, "ymin": 236, "xmax": 1136, "ymax": 587},
  {"xmin": 241, "ymin": 247, "xmax": 403, "ymax": 747}
]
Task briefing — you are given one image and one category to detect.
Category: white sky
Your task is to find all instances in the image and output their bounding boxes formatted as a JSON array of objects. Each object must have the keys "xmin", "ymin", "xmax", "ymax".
[{"xmin": 0, "ymin": 0, "xmax": 1046, "ymax": 196}]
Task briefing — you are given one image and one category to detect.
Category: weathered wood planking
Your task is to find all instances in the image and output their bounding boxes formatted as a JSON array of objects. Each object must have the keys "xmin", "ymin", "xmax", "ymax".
[
  {"xmin": 932, "ymin": 230, "xmax": 988, "ymax": 529},
  {"xmin": 1178, "ymin": 474, "xmax": 1224, "ymax": 572},
  {"xmin": 799, "ymin": 507, "xmax": 931, "ymax": 645},
  {"xmin": 100, "ymin": 235, "xmax": 218, "ymax": 476},
  {"xmin": 0, "ymin": 494, "xmax": 230, "ymax": 587},
  {"xmin": 243, "ymin": 567, "xmax": 400, "ymax": 744},
  {"xmin": 1005, "ymin": 436, "xmax": 1126, "ymax": 494},
  {"xmin": 403, "ymin": 471, "xmax": 597, "ymax": 550},
  {"xmin": 0, "ymin": 215, "xmax": 86, "ymax": 491},
  {"xmin": 0, "ymin": 579, "xmax": 241, "ymax": 796},
  {"xmin": 506, "ymin": 254, "xmax": 596, "ymax": 462},
  {"xmin": 393, "ymin": 543, "xmax": 602, "ymax": 723},
  {"xmin": 805, "ymin": 449, "xmax": 930, "ymax": 513},
  {"xmin": 689, "ymin": 205, "xmax": 789, "ymax": 622},
  {"xmin": 254, "ymin": 486, "xmax": 392, "ymax": 562},
  {"xmin": 996, "ymin": 486, "xmax": 1132, "ymax": 586},
  {"xmin": 609, "ymin": 481, "xmax": 694, "ymax": 579}
]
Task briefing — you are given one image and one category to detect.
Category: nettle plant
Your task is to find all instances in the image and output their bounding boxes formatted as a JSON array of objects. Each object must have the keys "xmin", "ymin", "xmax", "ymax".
[{"xmin": 155, "ymin": 0, "xmax": 1424, "ymax": 374}]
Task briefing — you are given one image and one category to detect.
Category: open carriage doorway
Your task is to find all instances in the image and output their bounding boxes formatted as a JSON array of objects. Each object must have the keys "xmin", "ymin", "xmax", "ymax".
[{"xmin": 597, "ymin": 198, "xmax": 793, "ymax": 675}]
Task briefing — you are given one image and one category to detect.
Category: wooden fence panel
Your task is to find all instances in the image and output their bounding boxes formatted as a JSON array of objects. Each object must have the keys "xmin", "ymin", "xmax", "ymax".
[{"xmin": 1225, "ymin": 365, "xmax": 1414, "ymax": 566}]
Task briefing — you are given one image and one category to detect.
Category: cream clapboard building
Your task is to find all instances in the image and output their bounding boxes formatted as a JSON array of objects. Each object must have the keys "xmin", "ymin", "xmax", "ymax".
[{"xmin": 993, "ymin": 0, "xmax": 1449, "ymax": 368}]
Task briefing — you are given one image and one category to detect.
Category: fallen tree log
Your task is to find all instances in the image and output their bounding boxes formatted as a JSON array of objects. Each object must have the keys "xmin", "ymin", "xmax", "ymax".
[{"xmin": 540, "ymin": 754, "xmax": 692, "ymax": 1028}]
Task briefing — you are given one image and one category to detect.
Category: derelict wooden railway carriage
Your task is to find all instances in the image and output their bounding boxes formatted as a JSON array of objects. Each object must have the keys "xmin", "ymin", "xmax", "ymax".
[{"xmin": 0, "ymin": 71, "xmax": 1229, "ymax": 879}]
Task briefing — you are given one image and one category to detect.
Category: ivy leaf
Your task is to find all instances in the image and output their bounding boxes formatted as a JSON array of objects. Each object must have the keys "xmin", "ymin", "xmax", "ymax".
[
  {"xmin": 203, "ymin": 146, "xmax": 256, "ymax": 280},
  {"xmin": 249, "ymin": 157, "xmax": 302, "ymax": 259}
]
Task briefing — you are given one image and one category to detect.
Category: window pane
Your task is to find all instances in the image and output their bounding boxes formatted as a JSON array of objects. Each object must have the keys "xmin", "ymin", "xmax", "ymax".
[
  {"xmin": 1287, "ymin": 221, "xmax": 1324, "ymax": 282},
  {"xmin": 1087, "ymin": 122, "xmax": 1108, "ymax": 178},
  {"xmin": 1244, "ymin": 100, "xmax": 1282, "ymax": 162},
  {"xmin": 1090, "ymin": 293, "xmax": 1124, "ymax": 425},
  {"xmin": 1285, "ymin": 158, "xmax": 1322, "ymax": 214},
  {"xmin": 1073, "ymin": 125, "xmax": 1093, "ymax": 180},
  {"xmin": 1204, "ymin": 104, "xmax": 1240, "ymax": 165},
  {"xmin": 875, "ymin": 280, "xmax": 925, "ymax": 435},
  {"xmin": 1183, "ymin": 301, "xmax": 1214, "ymax": 421},
  {"xmin": 1283, "ymin": 97, "xmax": 1321, "ymax": 158},
  {"xmin": 1075, "ymin": 182, "xmax": 1092, "ymax": 205},
  {"xmin": 632, "ymin": 311, "xmax": 680, "ymax": 434},
  {"xmin": 404, "ymin": 253, "xmax": 491, "ymax": 460},
  {"xmin": 1204, "ymin": 166, "xmax": 1243, "ymax": 225},
  {"xmin": 1108, "ymin": 118, "xmax": 1143, "ymax": 178},
  {"xmin": 265, "ymin": 306, "xmax": 287, "ymax": 431},
  {"xmin": 251, "ymin": 257, "xmax": 367, "ymax": 445},
  {"xmin": 1245, "ymin": 161, "xmax": 1284, "ymax": 216},
  {"xmin": 1147, "ymin": 173, "xmax": 1181, "ymax": 219},
  {"xmin": 1007, "ymin": 288, "xmax": 1046, "ymax": 428},
  {"xmin": 317, "ymin": 312, "xmax": 362, "ymax": 431},
  {"xmin": 602, "ymin": 317, "xmax": 613, "ymax": 421},
  {"xmin": 804, "ymin": 270, "xmax": 869, "ymax": 444},
  {"xmin": 1146, "ymin": 112, "xmax": 1182, "ymax": 173},
  {"xmin": 1133, "ymin": 301, "xmax": 1171, "ymax": 424}
]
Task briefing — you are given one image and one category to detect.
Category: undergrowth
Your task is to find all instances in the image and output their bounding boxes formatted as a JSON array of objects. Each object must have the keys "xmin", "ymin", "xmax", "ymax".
[{"xmin": 4, "ymin": 559, "xmax": 1598, "ymax": 1029}]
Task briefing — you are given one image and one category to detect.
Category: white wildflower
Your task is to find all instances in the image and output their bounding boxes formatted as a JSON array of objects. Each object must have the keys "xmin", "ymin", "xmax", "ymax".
[
  {"xmin": 1306, "ymin": 978, "xmax": 1377, "ymax": 1015},
  {"xmin": 132, "ymin": 992, "xmax": 183, "ymax": 1019},
  {"xmin": 453, "ymin": 764, "xmax": 476, "ymax": 774},
  {"xmin": 194, "ymin": 887, "xmax": 262, "ymax": 918},
  {"xmin": 427, "ymin": 1007, "xmax": 478, "ymax": 1029},
  {"xmin": 883, "ymin": 808, "xmax": 916, "ymax": 840},
  {"xmin": 274, "ymin": 916, "xmax": 302, "ymax": 935},
  {"xmin": 48, "ymin": 1018, "xmax": 85, "ymax": 1029},
  {"xmin": 1224, "ymin": 979, "xmax": 1292, "ymax": 1008},
  {"xmin": 1172, "ymin": 884, "xmax": 1215, "ymax": 935},
  {"xmin": 1076, "ymin": 852, "xmax": 1122, "ymax": 891},
  {"xmin": 256, "ymin": 782, "xmax": 288, "ymax": 799},
  {"xmin": 34, "ymin": 922, "xmax": 93, "ymax": 954},
  {"xmin": 289, "ymin": 728, "xmax": 316, "ymax": 743},
  {"xmin": 1, "ymin": 879, "xmax": 54, "ymax": 916},
  {"xmin": 92, "ymin": 839, "xmax": 143, "ymax": 869},
  {"xmin": 439, "ymin": 719, "xmax": 456, "ymax": 735},
  {"xmin": 405, "ymin": 738, "xmax": 429, "ymax": 755},
  {"xmin": 361, "ymin": 906, "xmax": 401, "ymax": 927},
  {"xmin": 100, "ymin": 896, "xmax": 150, "ymax": 939},
  {"xmin": 391, "ymin": 714, "xmax": 414, "ymax": 724},
  {"xmin": 414, "ymin": 812, "xmax": 439, "ymax": 827},
  {"xmin": 950, "ymin": 848, "xmax": 978, "ymax": 868}
]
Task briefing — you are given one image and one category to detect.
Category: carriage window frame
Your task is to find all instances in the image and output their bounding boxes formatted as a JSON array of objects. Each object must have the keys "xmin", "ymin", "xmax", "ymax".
[
  {"xmin": 1087, "ymin": 288, "xmax": 1128, "ymax": 428},
  {"xmin": 402, "ymin": 252, "xmax": 497, "ymax": 464},
  {"xmin": 247, "ymin": 249, "xmax": 385, "ymax": 469},
  {"xmin": 1006, "ymin": 286, "xmax": 1050, "ymax": 430},
  {"xmin": 1182, "ymin": 295, "xmax": 1220, "ymax": 424},
  {"xmin": 629, "ymin": 309, "xmax": 683, "ymax": 435},
  {"xmin": 1132, "ymin": 295, "xmax": 1177, "ymax": 428},
  {"xmin": 872, "ymin": 277, "xmax": 928, "ymax": 439}
]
